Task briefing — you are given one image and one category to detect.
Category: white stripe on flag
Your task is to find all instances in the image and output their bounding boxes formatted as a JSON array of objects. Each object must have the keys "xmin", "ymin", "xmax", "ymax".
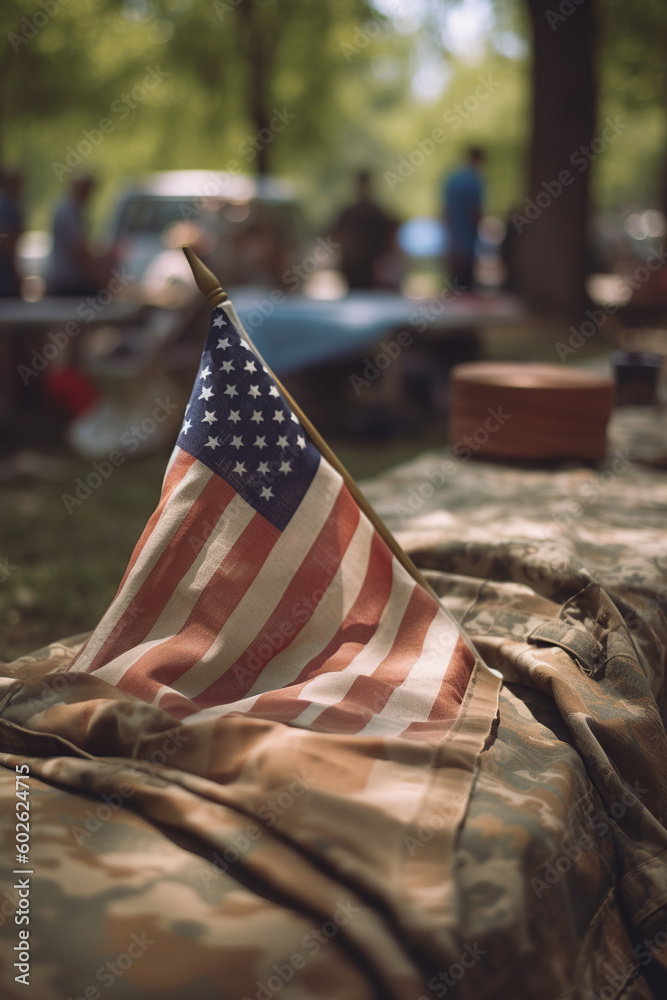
[
  {"xmin": 288, "ymin": 559, "xmax": 414, "ymax": 729},
  {"xmin": 355, "ymin": 607, "xmax": 460, "ymax": 736},
  {"xmin": 173, "ymin": 459, "xmax": 344, "ymax": 699},
  {"xmin": 243, "ymin": 508, "xmax": 376, "ymax": 697},
  {"xmin": 84, "ymin": 492, "xmax": 257, "ymax": 688},
  {"xmin": 69, "ymin": 459, "xmax": 211, "ymax": 672}
]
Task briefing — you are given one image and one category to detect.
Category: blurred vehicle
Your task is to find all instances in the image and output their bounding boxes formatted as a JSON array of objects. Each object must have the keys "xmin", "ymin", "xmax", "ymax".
[{"xmin": 108, "ymin": 170, "xmax": 307, "ymax": 291}]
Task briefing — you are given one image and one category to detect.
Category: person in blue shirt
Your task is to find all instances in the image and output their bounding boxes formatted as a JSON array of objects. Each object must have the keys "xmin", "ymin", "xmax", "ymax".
[{"xmin": 443, "ymin": 147, "xmax": 485, "ymax": 292}]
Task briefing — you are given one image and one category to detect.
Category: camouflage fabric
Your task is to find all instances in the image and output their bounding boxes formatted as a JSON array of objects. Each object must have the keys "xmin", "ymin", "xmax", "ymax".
[{"xmin": 1, "ymin": 407, "xmax": 667, "ymax": 999}]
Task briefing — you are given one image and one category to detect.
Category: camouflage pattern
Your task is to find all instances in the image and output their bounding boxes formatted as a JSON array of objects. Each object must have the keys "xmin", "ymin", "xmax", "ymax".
[{"xmin": 1, "ymin": 406, "xmax": 667, "ymax": 999}]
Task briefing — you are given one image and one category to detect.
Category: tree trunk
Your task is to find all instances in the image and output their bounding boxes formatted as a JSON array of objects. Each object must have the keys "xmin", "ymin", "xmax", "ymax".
[
  {"xmin": 239, "ymin": 0, "xmax": 273, "ymax": 176},
  {"xmin": 513, "ymin": 0, "xmax": 597, "ymax": 317}
]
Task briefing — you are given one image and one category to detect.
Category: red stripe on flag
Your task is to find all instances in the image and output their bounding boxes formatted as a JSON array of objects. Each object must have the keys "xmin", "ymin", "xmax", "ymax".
[
  {"xmin": 242, "ymin": 530, "xmax": 394, "ymax": 724},
  {"xmin": 195, "ymin": 484, "xmax": 361, "ymax": 708},
  {"xmin": 154, "ymin": 688, "xmax": 200, "ymax": 721},
  {"xmin": 85, "ymin": 473, "xmax": 239, "ymax": 671},
  {"xmin": 118, "ymin": 449, "xmax": 196, "ymax": 590},
  {"xmin": 114, "ymin": 510, "xmax": 281, "ymax": 703},
  {"xmin": 401, "ymin": 635, "xmax": 475, "ymax": 741},
  {"xmin": 309, "ymin": 583, "xmax": 439, "ymax": 735},
  {"xmin": 69, "ymin": 450, "xmax": 198, "ymax": 672}
]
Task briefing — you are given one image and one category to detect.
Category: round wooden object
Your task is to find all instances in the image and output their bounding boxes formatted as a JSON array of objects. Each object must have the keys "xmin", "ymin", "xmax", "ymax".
[{"xmin": 449, "ymin": 362, "xmax": 615, "ymax": 461}]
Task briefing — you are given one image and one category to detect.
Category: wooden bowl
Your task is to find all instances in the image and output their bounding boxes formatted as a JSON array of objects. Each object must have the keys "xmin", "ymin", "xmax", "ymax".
[{"xmin": 448, "ymin": 362, "xmax": 615, "ymax": 461}]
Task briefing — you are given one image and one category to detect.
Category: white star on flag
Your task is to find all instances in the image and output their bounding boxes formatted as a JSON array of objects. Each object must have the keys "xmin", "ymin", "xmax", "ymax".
[
  {"xmin": 233, "ymin": 461, "xmax": 246, "ymax": 476},
  {"xmin": 260, "ymin": 485, "xmax": 274, "ymax": 500},
  {"xmin": 200, "ymin": 366, "xmax": 212, "ymax": 380},
  {"xmin": 273, "ymin": 410, "xmax": 285, "ymax": 424},
  {"xmin": 254, "ymin": 436, "xmax": 267, "ymax": 450},
  {"xmin": 204, "ymin": 436, "xmax": 220, "ymax": 450},
  {"xmin": 216, "ymin": 337, "xmax": 230, "ymax": 349},
  {"xmin": 224, "ymin": 384, "xmax": 238, "ymax": 397},
  {"xmin": 220, "ymin": 361, "xmax": 234, "ymax": 373},
  {"xmin": 201, "ymin": 411, "xmax": 217, "ymax": 425},
  {"xmin": 228, "ymin": 410, "xmax": 241, "ymax": 423},
  {"xmin": 199, "ymin": 386, "xmax": 214, "ymax": 401},
  {"xmin": 182, "ymin": 418, "xmax": 192, "ymax": 434},
  {"xmin": 251, "ymin": 410, "xmax": 263, "ymax": 424},
  {"xmin": 248, "ymin": 385, "xmax": 261, "ymax": 398},
  {"xmin": 231, "ymin": 435, "xmax": 243, "ymax": 449}
]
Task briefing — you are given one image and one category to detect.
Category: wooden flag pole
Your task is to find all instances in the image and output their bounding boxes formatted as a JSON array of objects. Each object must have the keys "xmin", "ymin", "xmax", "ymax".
[{"xmin": 182, "ymin": 245, "xmax": 437, "ymax": 597}]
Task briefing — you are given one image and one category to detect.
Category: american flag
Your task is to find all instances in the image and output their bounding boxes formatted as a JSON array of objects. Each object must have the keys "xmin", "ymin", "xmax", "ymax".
[{"xmin": 68, "ymin": 301, "xmax": 489, "ymax": 741}]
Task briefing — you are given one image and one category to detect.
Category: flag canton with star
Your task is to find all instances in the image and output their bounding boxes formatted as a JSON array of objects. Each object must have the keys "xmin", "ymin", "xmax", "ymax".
[{"xmin": 177, "ymin": 306, "xmax": 320, "ymax": 531}]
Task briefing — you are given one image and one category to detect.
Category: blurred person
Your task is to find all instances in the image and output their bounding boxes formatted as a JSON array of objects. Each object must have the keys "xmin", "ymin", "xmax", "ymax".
[
  {"xmin": 501, "ymin": 206, "xmax": 520, "ymax": 293},
  {"xmin": 0, "ymin": 166, "xmax": 24, "ymax": 298},
  {"xmin": 47, "ymin": 173, "xmax": 108, "ymax": 296},
  {"xmin": 442, "ymin": 147, "xmax": 485, "ymax": 292},
  {"xmin": 333, "ymin": 170, "xmax": 399, "ymax": 290}
]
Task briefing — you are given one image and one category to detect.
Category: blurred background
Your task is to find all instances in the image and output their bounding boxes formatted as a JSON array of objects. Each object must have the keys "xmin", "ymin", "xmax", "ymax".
[{"xmin": 1, "ymin": 0, "xmax": 666, "ymax": 657}]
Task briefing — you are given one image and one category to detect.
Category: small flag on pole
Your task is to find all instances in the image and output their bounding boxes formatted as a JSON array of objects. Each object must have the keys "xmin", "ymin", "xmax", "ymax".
[{"xmin": 68, "ymin": 250, "xmax": 500, "ymax": 742}]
